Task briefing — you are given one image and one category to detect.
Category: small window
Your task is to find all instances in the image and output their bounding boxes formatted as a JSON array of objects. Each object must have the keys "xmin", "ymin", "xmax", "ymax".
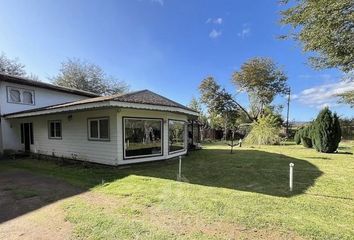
[
  {"xmin": 10, "ymin": 89, "xmax": 21, "ymax": 103},
  {"xmin": 88, "ymin": 118, "xmax": 109, "ymax": 141},
  {"xmin": 48, "ymin": 120, "xmax": 62, "ymax": 139},
  {"xmin": 23, "ymin": 91, "xmax": 33, "ymax": 104}
]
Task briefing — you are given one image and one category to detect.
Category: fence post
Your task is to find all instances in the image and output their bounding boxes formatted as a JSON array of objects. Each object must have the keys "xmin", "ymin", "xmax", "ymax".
[{"xmin": 289, "ymin": 163, "xmax": 294, "ymax": 191}]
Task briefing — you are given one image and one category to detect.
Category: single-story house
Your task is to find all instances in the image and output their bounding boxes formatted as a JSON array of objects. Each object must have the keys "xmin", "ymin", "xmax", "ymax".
[{"xmin": 2, "ymin": 80, "xmax": 199, "ymax": 165}]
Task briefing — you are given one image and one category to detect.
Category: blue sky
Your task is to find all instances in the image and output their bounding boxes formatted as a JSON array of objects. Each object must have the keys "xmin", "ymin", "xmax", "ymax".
[{"xmin": 0, "ymin": 0, "xmax": 353, "ymax": 121}]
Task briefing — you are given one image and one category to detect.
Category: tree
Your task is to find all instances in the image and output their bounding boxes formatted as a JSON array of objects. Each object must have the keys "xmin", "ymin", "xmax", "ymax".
[
  {"xmin": 312, "ymin": 107, "xmax": 342, "ymax": 153},
  {"xmin": 280, "ymin": 0, "xmax": 354, "ymax": 72},
  {"xmin": 232, "ymin": 57, "xmax": 288, "ymax": 119},
  {"xmin": 338, "ymin": 91, "xmax": 354, "ymax": 107},
  {"xmin": 188, "ymin": 97, "xmax": 209, "ymax": 141},
  {"xmin": 0, "ymin": 52, "xmax": 26, "ymax": 76},
  {"xmin": 244, "ymin": 114, "xmax": 282, "ymax": 145},
  {"xmin": 51, "ymin": 58, "xmax": 129, "ymax": 95},
  {"xmin": 300, "ymin": 125, "xmax": 313, "ymax": 148},
  {"xmin": 199, "ymin": 77, "xmax": 242, "ymax": 139}
]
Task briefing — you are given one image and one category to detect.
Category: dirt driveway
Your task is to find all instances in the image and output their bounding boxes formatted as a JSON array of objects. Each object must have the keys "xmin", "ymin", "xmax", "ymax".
[{"xmin": 0, "ymin": 170, "xmax": 83, "ymax": 240}]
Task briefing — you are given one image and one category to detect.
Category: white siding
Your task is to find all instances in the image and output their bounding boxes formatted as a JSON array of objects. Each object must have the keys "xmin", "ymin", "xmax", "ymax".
[
  {"xmin": 0, "ymin": 80, "xmax": 92, "ymax": 154},
  {"xmin": 117, "ymin": 109, "xmax": 188, "ymax": 165},
  {"xmin": 0, "ymin": 81, "xmax": 89, "ymax": 115},
  {"xmin": 8, "ymin": 109, "xmax": 119, "ymax": 165}
]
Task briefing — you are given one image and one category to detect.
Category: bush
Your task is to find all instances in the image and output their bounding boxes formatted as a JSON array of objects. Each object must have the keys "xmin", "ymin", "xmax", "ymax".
[
  {"xmin": 294, "ymin": 129, "xmax": 302, "ymax": 145},
  {"xmin": 245, "ymin": 115, "xmax": 281, "ymax": 145},
  {"xmin": 312, "ymin": 108, "xmax": 342, "ymax": 153},
  {"xmin": 301, "ymin": 125, "xmax": 313, "ymax": 148}
]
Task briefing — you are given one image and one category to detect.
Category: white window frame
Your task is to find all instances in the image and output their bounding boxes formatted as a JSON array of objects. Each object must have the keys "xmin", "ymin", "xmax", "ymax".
[
  {"xmin": 6, "ymin": 86, "xmax": 35, "ymax": 105},
  {"xmin": 123, "ymin": 117, "xmax": 163, "ymax": 160},
  {"xmin": 168, "ymin": 119, "xmax": 187, "ymax": 154},
  {"xmin": 88, "ymin": 117, "xmax": 110, "ymax": 141},
  {"xmin": 48, "ymin": 120, "xmax": 62, "ymax": 139}
]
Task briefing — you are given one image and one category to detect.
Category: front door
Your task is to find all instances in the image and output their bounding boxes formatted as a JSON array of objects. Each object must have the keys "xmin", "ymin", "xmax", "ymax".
[{"xmin": 22, "ymin": 123, "xmax": 33, "ymax": 152}]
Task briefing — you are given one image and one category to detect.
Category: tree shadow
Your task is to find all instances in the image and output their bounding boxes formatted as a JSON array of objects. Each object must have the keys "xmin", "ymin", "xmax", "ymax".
[
  {"xmin": 127, "ymin": 148, "xmax": 323, "ymax": 198},
  {"xmin": 0, "ymin": 148, "xmax": 323, "ymax": 224}
]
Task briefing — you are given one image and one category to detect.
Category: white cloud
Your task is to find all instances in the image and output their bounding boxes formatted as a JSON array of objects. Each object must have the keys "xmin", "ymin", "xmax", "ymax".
[
  {"xmin": 237, "ymin": 24, "xmax": 251, "ymax": 39},
  {"xmin": 294, "ymin": 80, "xmax": 354, "ymax": 108},
  {"xmin": 151, "ymin": 0, "xmax": 164, "ymax": 6},
  {"xmin": 206, "ymin": 17, "xmax": 223, "ymax": 24},
  {"xmin": 209, "ymin": 29, "xmax": 222, "ymax": 39}
]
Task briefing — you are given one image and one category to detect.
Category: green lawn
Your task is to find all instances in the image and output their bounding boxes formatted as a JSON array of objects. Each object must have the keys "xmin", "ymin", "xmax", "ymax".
[{"xmin": 1, "ymin": 141, "xmax": 353, "ymax": 239}]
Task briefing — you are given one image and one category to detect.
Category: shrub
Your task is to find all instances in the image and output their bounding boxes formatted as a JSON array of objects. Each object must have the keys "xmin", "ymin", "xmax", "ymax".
[
  {"xmin": 245, "ymin": 115, "xmax": 281, "ymax": 145},
  {"xmin": 294, "ymin": 128, "xmax": 302, "ymax": 145},
  {"xmin": 301, "ymin": 125, "xmax": 313, "ymax": 148},
  {"xmin": 312, "ymin": 108, "xmax": 342, "ymax": 153}
]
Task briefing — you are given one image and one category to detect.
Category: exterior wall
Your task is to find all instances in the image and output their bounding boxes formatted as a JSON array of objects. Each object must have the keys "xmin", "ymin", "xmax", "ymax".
[
  {"xmin": 0, "ymin": 80, "xmax": 91, "ymax": 154},
  {"xmin": 0, "ymin": 81, "xmax": 88, "ymax": 115},
  {"xmin": 5, "ymin": 107, "xmax": 190, "ymax": 166},
  {"xmin": 117, "ymin": 108, "xmax": 188, "ymax": 165},
  {"xmin": 7, "ymin": 109, "xmax": 119, "ymax": 165}
]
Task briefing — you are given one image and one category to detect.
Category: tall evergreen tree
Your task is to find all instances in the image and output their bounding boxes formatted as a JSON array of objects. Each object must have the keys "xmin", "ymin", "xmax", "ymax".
[{"xmin": 312, "ymin": 108, "xmax": 342, "ymax": 153}]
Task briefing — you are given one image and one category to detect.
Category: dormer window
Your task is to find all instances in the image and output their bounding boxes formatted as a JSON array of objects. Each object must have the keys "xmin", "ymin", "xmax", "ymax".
[{"xmin": 7, "ymin": 87, "xmax": 35, "ymax": 105}]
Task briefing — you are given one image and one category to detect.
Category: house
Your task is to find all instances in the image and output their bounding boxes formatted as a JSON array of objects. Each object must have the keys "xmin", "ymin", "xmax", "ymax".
[{"xmin": 0, "ymin": 73, "xmax": 198, "ymax": 165}]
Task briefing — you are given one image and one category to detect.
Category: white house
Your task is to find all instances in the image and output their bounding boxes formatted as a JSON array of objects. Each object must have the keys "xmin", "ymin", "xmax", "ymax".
[{"xmin": 0, "ymin": 73, "xmax": 198, "ymax": 165}]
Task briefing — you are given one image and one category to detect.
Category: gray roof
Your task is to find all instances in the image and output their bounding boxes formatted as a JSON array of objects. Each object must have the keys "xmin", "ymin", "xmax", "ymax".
[
  {"xmin": 0, "ymin": 73, "xmax": 99, "ymax": 97},
  {"xmin": 3, "ymin": 89, "xmax": 198, "ymax": 117}
]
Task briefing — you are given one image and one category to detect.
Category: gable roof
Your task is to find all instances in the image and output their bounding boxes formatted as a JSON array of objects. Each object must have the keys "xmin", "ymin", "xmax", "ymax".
[
  {"xmin": 0, "ymin": 73, "xmax": 99, "ymax": 97},
  {"xmin": 4, "ymin": 90, "xmax": 199, "ymax": 118}
]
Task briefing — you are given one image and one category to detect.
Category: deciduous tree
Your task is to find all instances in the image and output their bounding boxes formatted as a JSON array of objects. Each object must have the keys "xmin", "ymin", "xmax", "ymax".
[
  {"xmin": 0, "ymin": 52, "xmax": 26, "ymax": 76},
  {"xmin": 51, "ymin": 58, "xmax": 129, "ymax": 95},
  {"xmin": 280, "ymin": 0, "xmax": 354, "ymax": 72},
  {"xmin": 232, "ymin": 57, "xmax": 288, "ymax": 119}
]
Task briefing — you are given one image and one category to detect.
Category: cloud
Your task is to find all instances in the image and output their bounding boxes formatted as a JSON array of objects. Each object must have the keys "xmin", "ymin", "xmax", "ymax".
[
  {"xmin": 206, "ymin": 18, "xmax": 223, "ymax": 24},
  {"xmin": 237, "ymin": 24, "xmax": 251, "ymax": 39},
  {"xmin": 151, "ymin": 0, "xmax": 164, "ymax": 6},
  {"xmin": 294, "ymin": 79, "xmax": 354, "ymax": 108},
  {"xmin": 209, "ymin": 29, "xmax": 222, "ymax": 39}
]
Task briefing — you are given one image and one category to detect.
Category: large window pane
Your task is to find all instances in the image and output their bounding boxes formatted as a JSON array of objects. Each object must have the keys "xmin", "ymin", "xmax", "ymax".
[
  {"xmin": 23, "ymin": 91, "xmax": 33, "ymax": 104},
  {"xmin": 90, "ymin": 120, "xmax": 99, "ymax": 138},
  {"xmin": 10, "ymin": 89, "xmax": 21, "ymax": 102},
  {"xmin": 99, "ymin": 119, "xmax": 109, "ymax": 139},
  {"xmin": 124, "ymin": 118, "xmax": 162, "ymax": 158},
  {"xmin": 169, "ymin": 120, "xmax": 186, "ymax": 153}
]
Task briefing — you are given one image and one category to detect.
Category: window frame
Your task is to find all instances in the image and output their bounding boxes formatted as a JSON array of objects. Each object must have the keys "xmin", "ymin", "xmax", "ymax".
[
  {"xmin": 122, "ymin": 117, "xmax": 164, "ymax": 160},
  {"xmin": 168, "ymin": 119, "xmax": 187, "ymax": 155},
  {"xmin": 87, "ymin": 117, "xmax": 110, "ymax": 141},
  {"xmin": 48, "ymin": 120, "xmax": 62, "ymax": 140},
  {"xmin": 6, "ymin": 86, "xmax": 35, "ymax": 105}
]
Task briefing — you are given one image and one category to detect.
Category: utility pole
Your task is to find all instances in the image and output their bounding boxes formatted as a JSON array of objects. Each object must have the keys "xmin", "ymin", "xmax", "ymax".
[{"xmin": 286, "ymin": 87, "xmax": 291, "ymax": 137}]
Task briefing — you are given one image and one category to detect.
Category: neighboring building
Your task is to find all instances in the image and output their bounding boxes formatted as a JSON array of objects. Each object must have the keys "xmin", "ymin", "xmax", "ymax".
[{"xmin": 0, "ymin": 73, "xmax": 198, "ymax": 165}]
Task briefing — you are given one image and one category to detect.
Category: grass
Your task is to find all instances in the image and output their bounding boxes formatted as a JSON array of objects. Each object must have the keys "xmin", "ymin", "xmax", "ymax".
[{"xmin": 1, "ymin": 141, "xmax": 353, "ymax": 239}]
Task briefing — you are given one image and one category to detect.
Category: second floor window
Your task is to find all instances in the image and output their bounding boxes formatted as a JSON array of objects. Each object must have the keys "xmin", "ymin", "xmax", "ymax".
[{"xmin": 7, "ymin": 87, "xmax": 35, "ymax": 105}]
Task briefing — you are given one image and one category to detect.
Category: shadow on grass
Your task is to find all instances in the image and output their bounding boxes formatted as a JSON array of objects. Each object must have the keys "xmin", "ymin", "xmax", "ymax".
[{"xmin": 0, "ymin": 148, "xmax": 323, "ymax": 224}]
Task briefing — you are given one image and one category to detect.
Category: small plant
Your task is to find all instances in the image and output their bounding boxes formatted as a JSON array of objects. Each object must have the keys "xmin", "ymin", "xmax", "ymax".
[{"xmin": 312, "ymin": 107, "xmax": 342, "ymax": 153}]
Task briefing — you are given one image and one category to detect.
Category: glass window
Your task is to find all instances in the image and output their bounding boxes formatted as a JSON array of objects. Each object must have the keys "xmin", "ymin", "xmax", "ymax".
[
  {"xmin": 48, "ymin": 121, "xmax": 62, "ymax": 139},
  {"xmin": 168, "ymin": 120, "xmax": 186, "ymax": 153},
  {"xmin": 7, "ymin": 87, "xmax": 35, "ymax": 105},
  {"xmin": 23, "ymin": 91, "xmax": 33, "ymax": 104},
  {"xmin": 10, "ymin": 89, "xmax": 21, "ymax": 103},
  {"xmin": 88, "ymin": 118, "xmax": 109, "ymax": 140},
  {"xmin": 124, "ymin": 118, "xmax": 162, "ymax": 158}
]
